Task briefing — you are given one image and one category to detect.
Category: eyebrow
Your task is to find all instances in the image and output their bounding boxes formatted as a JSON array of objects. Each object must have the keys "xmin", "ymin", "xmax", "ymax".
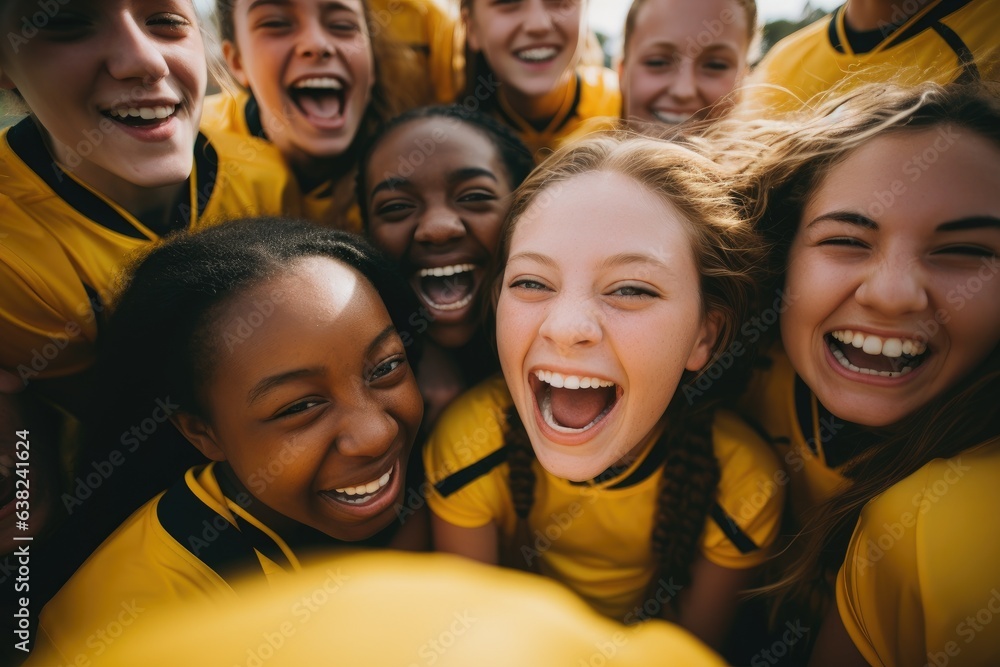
[
  {"xmin": 806, "ymin": 211, "xmax": 878, "ymax": 230},
  {"xmin": 506, "ymin": 251, "xmax": 558, "ymax": 269},
  {"xmin": 598, "ymin": 252, "xmax": 673, "ymax": 275},
  {"xmin": 246, "ymin": 325, "xmax": 398, "ymax": 406},
  {"xmin": 936, "ymin": 216, "xmax": 1000, "ymax": 232},
  {"xmin": 370, "ymin": 177, "xmax": 409, "ymax": 198},
  {"xmin": 448, "ymin": 167, "xmax": 498, "ymax": 186}
]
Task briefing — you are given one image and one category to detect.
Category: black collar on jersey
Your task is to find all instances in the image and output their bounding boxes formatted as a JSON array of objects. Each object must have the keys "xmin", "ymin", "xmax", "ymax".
[
  {"xmin": 6, "ymin": 117, "xmax": 219, "ymax": 238},
  {"xmin": 828, "ymin": 0, "xmax": 980, "ymax": 79},
  {"xmin": 794, "ymin": 374, "xmax": 884, "ymax": 469},
  {"xmin": 244, "ymin": 94, "xmax": 268, "ymax": 140},
  {"xmin": 157, "ymin": 474, "xmax": 269, "ymax": 591},
  {"xmin": 494, "ymin": 74, "xmax": 583, "ymax": 135}
]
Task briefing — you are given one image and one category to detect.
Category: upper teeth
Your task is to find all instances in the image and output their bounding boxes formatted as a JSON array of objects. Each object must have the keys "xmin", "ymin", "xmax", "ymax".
[
  {"xmin": 417, "ymin": 263, "xmax": 476, "ymax": 278},
  {"xmin": 535, "ymin": 370, "xmax": 615, "ymax": 389},
  {"xmin": 652, "ymin": 110, "xmax": 692, "ymax": 125},
  {"xmin": 830, "ymin": 330, "xmax": 926, "ymax": 357},
  {"xmin": 109, "ymin": 105, "xmax": 175, "ymax": 120},
  {"xmin": 517, "ymin": 47, "xmax": 557, "ymax": 62},
  {"xmin": 294, "ymin": 77, "xmax": 343, "ymax": 90},
  {"xmin": 334, "ymin": 471, "xmax": 390, "ymax": 497}
]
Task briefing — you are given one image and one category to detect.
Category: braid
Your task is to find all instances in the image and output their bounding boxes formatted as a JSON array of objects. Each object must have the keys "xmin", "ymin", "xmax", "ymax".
[
  {"xmin": 650, "ymin": 403, "xmax": 721, "ymax": 600},
  {"xmin": 502, "ymin": 405, "xmax": 538, "ymax": 570}
]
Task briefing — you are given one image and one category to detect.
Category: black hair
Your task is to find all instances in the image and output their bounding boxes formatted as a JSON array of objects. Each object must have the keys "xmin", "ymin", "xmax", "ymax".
[
  {"xmin": 355, "ymin": 104, "xmax": 535, "ymax": 228},
  {"xmin": 98, "ymin": 217, "xmax": 423, "ymax": 424}
]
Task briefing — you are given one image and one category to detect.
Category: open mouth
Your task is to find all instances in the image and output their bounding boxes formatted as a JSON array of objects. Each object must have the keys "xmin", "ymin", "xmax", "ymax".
[
  {"xmin": 515, "ymin": 46, "xmax": 559, "ymax": 64},
  {"xmin": 826, "ymin": 330, "xmax": 929, "ymax": 377},
  {"xmin": 290, "ymin": 77, "xmax": 346, "ymax": 122},
  {"xmin": 652, "ymin": 110, "xmax": 693, "ymax": 125},
  {"xmin": 532, "ymin": 370, "xmax": 621, "ymax": 433},
  {"xmin": 322, "ymin": 467, "xmax": 394, "ymax": 506},
  {"xmin": 412, "ymin": 263, "xmax": 479, "ymax": 312},
  {"xmin": 103, "ymin": 104, "xmax": 177, "ymax": 127}
]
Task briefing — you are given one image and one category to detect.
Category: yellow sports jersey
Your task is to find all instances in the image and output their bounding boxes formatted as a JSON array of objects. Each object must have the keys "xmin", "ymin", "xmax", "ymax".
[
  {"xmin": 201, "ymin": 91, "xmax": 362, "ymax": 230},
  {"xmin": 493, "ymin": 67, "xmax": 622, "ymax": 160},
  {"xmin": 425, "ymin": 376, "xmax": 784, "ymax": 621},
  {"xmin": 92, "ymin": 552, "xmax": 726, "ymax": 667},
  {"xmin": 29, "ymin": 462, "xmax": 406, "ymax": 664},
  {"xmin": 739, "ymin": 348, "xmax": 850, "ymax": 526},
  {"xmin": 746, "ymin": 0, "xmax": 998, "ymax": 116},
  {"xmin": 370, "ymin": 0, "xmax": 460, "ymax": 104},
  {"xmin": 836, "ymin": 438, "xmax": 1000, "ymax": 667},
  {"xmin": 0, "ymin": 119, "xmax": 289, "ymax": 382}
]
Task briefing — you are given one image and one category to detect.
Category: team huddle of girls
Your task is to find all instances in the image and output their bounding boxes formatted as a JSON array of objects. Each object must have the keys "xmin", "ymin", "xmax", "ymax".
[{"xmin": 1, "ymin": 0, "xmax": 997, "ymax": 665}]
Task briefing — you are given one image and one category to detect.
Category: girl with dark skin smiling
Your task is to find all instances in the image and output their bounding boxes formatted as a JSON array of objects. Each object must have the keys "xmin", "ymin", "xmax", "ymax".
[{"xmin": 29, "ymin": 219, "xmax": 427, "ymax": 663}]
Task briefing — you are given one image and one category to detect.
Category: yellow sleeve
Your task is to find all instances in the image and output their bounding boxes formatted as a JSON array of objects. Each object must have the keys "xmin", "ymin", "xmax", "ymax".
[
  {"xmin": 699, "ymin": 411, "xmax": 785, "ymax": 569},
  {"xmin": 837, "ymin": 442, "xmax": 1000, "ymax": 667},
  {"xmin": 0, "ymin": 231, "xmax": 98, "ymax": 379},
  {"xmin": 423, "ymin": 377, "xmax": 511, "ymax": 528}
]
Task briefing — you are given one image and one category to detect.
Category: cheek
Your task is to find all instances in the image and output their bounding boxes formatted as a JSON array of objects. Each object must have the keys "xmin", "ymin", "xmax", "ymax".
[{"xmin": 370, "ymin": 223, "xmax": 408, "ymax": 260}]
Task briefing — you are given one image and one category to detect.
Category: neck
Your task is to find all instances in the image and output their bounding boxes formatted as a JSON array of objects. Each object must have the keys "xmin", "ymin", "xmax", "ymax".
[
  {"xmin": 844, "ymin": 0, "xmax": 922, "ymax": 31},
  {"xmin": 216, "ymin": 461, "xmax": 304, "ymax": 538},
  {"xmin": 500, "ymin": 71, "xmax": 576, "ymax": 125},
  {"xmin": 287, "ymin": 152, "xmax": 353, "ymax": 194}
]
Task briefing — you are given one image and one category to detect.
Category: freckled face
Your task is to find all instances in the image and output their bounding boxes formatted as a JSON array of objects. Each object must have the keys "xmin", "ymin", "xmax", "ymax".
[{"xmin": 497, "ymin": 172, "xmax": 716, "ymax": 481}]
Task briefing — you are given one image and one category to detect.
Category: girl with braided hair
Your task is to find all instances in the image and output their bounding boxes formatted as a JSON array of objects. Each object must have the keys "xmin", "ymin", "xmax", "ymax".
[{"xmin": 423, "ymin": 134, "xmax": 784, "ymax": 650}]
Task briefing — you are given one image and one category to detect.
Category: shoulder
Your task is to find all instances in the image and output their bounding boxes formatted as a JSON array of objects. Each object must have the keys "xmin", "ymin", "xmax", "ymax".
[
  {"xmin": 712, "ymin": 409, "xmax": 782, "ymax": 483},
  {"xmin": 758, "ymin": 12, "xmax": 831, "ymax": 67},
  {"xmin": 424, "ymin": 376, "xmax": 511, "ymax": 486},
  {"xmin": 837, "ymin": 439, "xmax": 1000, "ymax": 665},
  {"xmin": 200, "ymin": 90, "xmax": 248, "ymax": 136},
  {"xmin": 199, "ymin": 130, "xmax": 296, "ymax": 222}
]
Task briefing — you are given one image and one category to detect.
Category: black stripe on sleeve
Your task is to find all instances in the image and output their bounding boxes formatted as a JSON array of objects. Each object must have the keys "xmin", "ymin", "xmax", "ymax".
[
  {"xmin": 709, "ymin": 503, "xmax": 759, "ymax": 555},
  {"xmin": 932, "ymin": 22, "xmax": 980, "ymax": 82},
  {"xmin": 434, "ymin": 446, "xmax": 509, "ymax": 498}
]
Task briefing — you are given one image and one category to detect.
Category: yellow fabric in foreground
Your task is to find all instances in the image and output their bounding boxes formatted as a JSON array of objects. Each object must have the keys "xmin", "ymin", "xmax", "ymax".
[{"xmin": 95, "ymin": 551, "xmax": 726, "ymax": 666}]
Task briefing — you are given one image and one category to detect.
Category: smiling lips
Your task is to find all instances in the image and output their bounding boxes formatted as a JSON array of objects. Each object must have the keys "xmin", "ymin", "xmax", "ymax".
[
  {"xmin": 826, "ymin": 329, "xmax": 929, "ymax": 377},
  {"xmin": 515, "ymin": 46, "xmax": 559, "ymax": 63},
  {"xmin": 533, "ymin": 370, "xmax": 620, "ymax": 433},
  {"xmin": 326, "ymin": 468, "xmax": 393, "ymax": 506}
]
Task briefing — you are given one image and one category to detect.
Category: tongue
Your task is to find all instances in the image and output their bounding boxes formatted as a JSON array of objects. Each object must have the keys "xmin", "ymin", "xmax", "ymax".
[
  {"xmin": 421, "ymin": 273, "xmax": 474, "ymax": 306},
  {"xmin": 840, "ymin": 343, "xmax": 904, "ymax": 373},
  {"xmin": 550, "ymin": 386, "xmax": 614, "ymax": 430},
  {"xmin": 297, "ymin": 92, "xmax": 343, "ymax": 120}
]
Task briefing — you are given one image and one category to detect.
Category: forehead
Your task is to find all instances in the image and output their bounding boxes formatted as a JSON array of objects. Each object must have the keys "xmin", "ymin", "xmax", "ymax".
[
  {"xmin": 513, "ymin": 171, "xmax": 695, "ymax": 261},
  {"xmin": 631, "ymin": 0, "xmax": 749, "ymax": 49},
  {"xmin": 806, "ymin": 127, "xmax": 1000, "ymax": 225},
  {"xmin": 368, "ymin": 118, "xmax": 508, "ymax": 183}
]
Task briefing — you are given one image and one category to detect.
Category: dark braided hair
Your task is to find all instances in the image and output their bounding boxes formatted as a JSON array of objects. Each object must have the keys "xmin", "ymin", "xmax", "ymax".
[
  {"xmin": 355, "ymin": 104, "xmax": 535, "ymax": 229},
  {"xmin": 493, "ymin": 135, "xmax": 766, "ymax": 599}
]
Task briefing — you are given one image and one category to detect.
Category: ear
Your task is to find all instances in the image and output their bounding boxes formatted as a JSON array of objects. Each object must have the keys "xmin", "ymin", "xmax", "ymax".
[
  {"xmin": 221, "ymin": 40, "xmax": 250, "ymax": 88},
  {"xmin": 462, "ymin": 7, "xmax": 480, "ymax": 53},
  {"xmin": 171, "ymin": 412, "xmax": 227, "ymax": 462},
  {"xmin": 685, "ymin": 310, "xmax": 722, "ymax": 372}
]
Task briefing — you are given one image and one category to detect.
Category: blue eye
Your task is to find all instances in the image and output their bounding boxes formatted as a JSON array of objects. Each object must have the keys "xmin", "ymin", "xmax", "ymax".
[
  {"xmin": 510, "ymin": 279, "xmax": 548, "ymax": 291},
  {"xmin": 611, "ymin": 285, "xmax": 654, "ymax": 298}
]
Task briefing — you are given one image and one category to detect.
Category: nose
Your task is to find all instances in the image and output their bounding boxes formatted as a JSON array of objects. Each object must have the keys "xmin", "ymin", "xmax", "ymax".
[
  {"xmin": 538, "ymin": 294, "xmax": 603, "ymax": 352},
  {"xmin": 296, "ymin": 19, "xmax": 334, "ymax": 60},
  {"xmin": 854, "ymin": 252, "xmax": 929, "ymax": 316},
  {"xmin": 668, "ymin": 60, "xmax": 697, "ymax": 103},
  {"xmin": 105, "ymin": 15, "xmax": 170, "ymax": 84},
  {"xmin": 413, "ymin": 203, "xmax": 466, "ymax": 245},
  {"xmin": 335, "ymin": 391, "xmax": 399, "ymax": 459},
  {"xmin": 523, "ymin": 0, "xmax": 555, "ymax": 34}
]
